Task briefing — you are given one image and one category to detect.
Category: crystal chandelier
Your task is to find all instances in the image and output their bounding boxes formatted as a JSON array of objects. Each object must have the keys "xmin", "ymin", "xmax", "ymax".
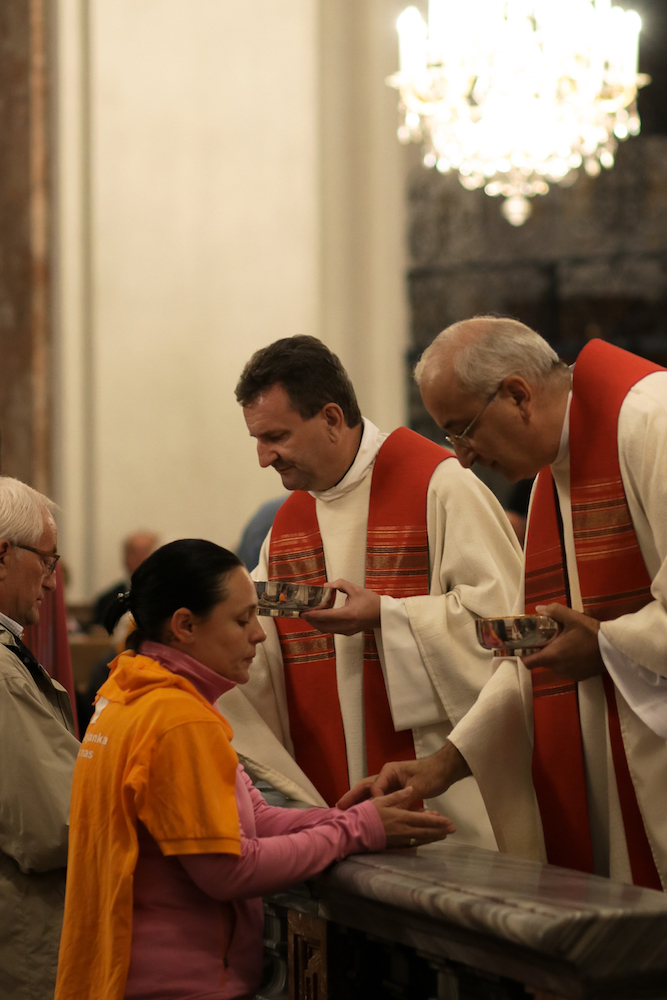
[{"xmin": 389, "ymin": 0, "xmax": 649, "ymax": 225}]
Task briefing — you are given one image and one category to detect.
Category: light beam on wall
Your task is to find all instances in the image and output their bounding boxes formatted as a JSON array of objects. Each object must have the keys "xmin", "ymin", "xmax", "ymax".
[{"xmin": 388, "ymin": 0, "xmax": 649, "ymax": 225}]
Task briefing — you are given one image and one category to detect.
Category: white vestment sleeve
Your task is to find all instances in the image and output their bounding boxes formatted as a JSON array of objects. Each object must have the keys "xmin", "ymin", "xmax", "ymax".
[
  {"xmin": 601, "ymin": 373, "xmax": 667, "ymax": 679},
  {"xmin": 448, "ymin": 657, "xmax": 545, "ymax": 862},
  {"xmin": 375, "ymin": 598, "xmax": 448, "ymax": 730},
  {"xmin": 383, "ymin": 461, "xmax": 523, "ymax": 730},
  {"xmin": 600, "ymin": 631, "xmax": 667, "ymax": 741}
]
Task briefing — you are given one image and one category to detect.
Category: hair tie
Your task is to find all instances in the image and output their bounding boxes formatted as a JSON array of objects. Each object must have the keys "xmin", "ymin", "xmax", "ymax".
[{"xmin": 117, "ymin": 590, "xmax": 132, "ymax": 612}]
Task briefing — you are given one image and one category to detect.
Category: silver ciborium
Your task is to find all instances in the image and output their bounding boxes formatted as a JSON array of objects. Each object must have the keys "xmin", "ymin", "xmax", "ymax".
[
  {"xmin": 475, "ymin": 615, "xmax": 561, "ymax": 657},
  {"xmin": 255, "ymin": 581, "xmax": 335, "ymax": 619}
]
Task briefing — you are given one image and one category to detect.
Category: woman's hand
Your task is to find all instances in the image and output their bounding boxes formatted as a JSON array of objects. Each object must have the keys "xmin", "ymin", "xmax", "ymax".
[{"xmin": 371, "ymin": 787, "xmax": 455, "ymax": 848}]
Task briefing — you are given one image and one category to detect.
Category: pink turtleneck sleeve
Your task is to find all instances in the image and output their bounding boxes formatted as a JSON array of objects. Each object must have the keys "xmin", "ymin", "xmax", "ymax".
[{"xmin": 179, "ymin": 768, "xmax": 385, "ymax": 901}]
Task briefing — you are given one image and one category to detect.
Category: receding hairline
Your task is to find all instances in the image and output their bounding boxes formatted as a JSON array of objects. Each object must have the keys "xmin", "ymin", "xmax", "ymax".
[
  {"xmin": 15, "ymin": 506, "xmax": 58, "ymax": 540},
  {"xmin": 418, "ymin": 318, "xmax": 517, "ymax": 372},
  {"xmin": 415, "ymin": 320, "xmax": 489, "ymax": 393},
  {"xmin": 0, "ymin": 476, "xmax": 58, "ymax": 548},
  {"xmin": 241, "ymin": 380, "xmax": 300, "ymax": 411},
  {"xmin": 41, "ymin": 508, "xmax": 57, "ymax": 528},
  {"xmin": 415, "ymin": 316, "xmax": 565, "ymax": 398},
  {"xmin": 235, "ymin": 336, "xmax": 363, "ymax": 428},
  {"xmin": 242, "ymin": 381, "xmax": 351, "ymax": 427}
]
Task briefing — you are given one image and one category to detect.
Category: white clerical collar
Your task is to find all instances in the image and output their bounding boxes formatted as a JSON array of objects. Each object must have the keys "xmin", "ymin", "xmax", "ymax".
[
  {"xmin": 0, "ymin": 611, "xmax": 24, "ymax": 639},
  {"xmin": 310, "ymin": 418, "xmax": 388, "ymax": 502},
  {"xmin": 553, "ymin": 390, "xmax": 573, "ymax": 466}
]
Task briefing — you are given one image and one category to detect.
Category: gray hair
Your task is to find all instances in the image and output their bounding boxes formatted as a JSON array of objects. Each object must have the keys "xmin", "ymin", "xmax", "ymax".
[
  {"xmin": 0, "ymin": 477, "xmax": 57, "ymax": 546},
  {"xmin": 414, "ymin": 317, "xmax": 567, "ymax": 397}
]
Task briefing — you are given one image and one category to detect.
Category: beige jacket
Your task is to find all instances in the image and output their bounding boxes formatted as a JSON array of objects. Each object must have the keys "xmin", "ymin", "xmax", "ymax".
[{"xmin": 0, "ymin": 628, "xmax": 79, "ymax": 999}]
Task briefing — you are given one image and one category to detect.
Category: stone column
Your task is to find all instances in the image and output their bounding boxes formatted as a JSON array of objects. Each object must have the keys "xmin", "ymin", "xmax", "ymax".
[{"xmin": 0, "ymin": 0, "xmax": 51, "ymax": 492}]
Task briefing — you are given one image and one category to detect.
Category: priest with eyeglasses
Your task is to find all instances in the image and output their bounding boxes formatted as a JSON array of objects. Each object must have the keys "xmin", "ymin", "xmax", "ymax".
[{"xmin": 343, "ymin": 317, "xmax": 667, "ymax": 892}]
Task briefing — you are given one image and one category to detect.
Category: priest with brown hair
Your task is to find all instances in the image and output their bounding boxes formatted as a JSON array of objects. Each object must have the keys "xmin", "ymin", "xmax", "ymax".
[
  {"xmin": 219, "ymin": 335, "xmax": 522, "ymax": 850},
  {"xmin": 344, "ymin": 317, "xmax": 667, "ymax": 890}
]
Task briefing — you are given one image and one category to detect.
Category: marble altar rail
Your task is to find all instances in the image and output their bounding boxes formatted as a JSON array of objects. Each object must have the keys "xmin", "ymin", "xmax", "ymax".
[{"xmin": 262, "ymin": 841, "xmax": 667, "ymax": 999}]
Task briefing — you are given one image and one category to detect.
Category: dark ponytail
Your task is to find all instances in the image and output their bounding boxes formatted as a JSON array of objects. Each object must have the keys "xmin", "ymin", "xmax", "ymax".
[
  {"xmin": 102, "ymin": 590, "xmax": 132, "ymax": 635},
  {"xmin": 103, "ymin": 539, "xmax": 243, "ymax": 651}
]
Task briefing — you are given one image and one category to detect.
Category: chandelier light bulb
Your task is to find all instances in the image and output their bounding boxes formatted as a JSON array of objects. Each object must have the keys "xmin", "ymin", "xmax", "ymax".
[
  {"xmin": 396, "ymin": 7, "xmax": 427, "ymax": 83},
  {"xmin": 388, "ymin": 0, "xmax": 649, "ymax": 225}
]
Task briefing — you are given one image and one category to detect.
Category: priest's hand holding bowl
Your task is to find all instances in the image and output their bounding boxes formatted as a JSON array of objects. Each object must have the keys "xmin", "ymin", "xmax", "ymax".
[
  {"xmin": 520, "ymin": 603, "xmax": 605, "ymax": 681},
  {"xmin": 300, "ymin": 578, "xmax": 381, "ymax": 635}
]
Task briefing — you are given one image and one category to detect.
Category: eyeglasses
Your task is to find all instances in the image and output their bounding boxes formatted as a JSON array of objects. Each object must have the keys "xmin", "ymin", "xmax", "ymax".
[
  {"xmin": 13, "ymin": 544, "xmax": 60, "ymax": 576},
  {"xmin": 442, "ymin": 383, "xmax": 503, "ymax": 451}
]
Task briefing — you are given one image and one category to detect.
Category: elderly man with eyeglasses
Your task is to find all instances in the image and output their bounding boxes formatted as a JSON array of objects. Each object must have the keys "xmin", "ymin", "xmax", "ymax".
[
  {"xmin": 342, "ymin": 316, "xmax": 667, "ymax": 892},
  {"xmin": 0, "ymin": 476, "xmax": 79, "ymax": 998}
]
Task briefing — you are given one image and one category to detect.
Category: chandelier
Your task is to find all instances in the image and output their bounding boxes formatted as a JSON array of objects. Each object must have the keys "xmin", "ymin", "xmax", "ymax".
[{"xmin": 389, "ymin": 1, "xmax": 648, "ymax": 225}]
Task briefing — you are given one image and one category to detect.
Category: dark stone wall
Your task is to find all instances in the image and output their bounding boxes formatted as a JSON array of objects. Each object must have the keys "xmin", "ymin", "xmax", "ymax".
[
  {"xmin": 627, "ymin": 0, "xmax": 667, "ymax": 136},
  {"xmin": 406, "ymin": 135, "xmax": 667, "ymax": 447},
  {"xmin": 405, "ymin": 0, "xmax": 667, "ymax": 458}
]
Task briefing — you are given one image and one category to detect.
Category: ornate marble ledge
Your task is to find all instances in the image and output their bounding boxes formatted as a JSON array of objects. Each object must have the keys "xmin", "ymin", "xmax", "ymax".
[{"xmin": 271, "ymin": 842, "xmax": 667, "ymax": 998}]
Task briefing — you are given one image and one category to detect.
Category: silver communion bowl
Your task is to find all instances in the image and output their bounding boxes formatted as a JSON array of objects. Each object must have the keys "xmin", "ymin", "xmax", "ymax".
[
  {"xmin": 475, "ymin": 615, "xmax": 561, "ymax": 657},
  {"xmin": 255, "ymin": 581, "xmax": 335, "ymax": 618}
]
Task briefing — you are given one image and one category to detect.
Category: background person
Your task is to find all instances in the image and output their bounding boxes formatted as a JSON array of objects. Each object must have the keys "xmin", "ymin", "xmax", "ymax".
[
  {"xmin": 235, "ymin": 495, "xmax": 286, "ymax": 572},
  {"xmin": 77, "ymin": 530, "xmax": 161, "ymax": 730},
  {"xmin": 91, "ymin": 529, "xmax": 159, "ymax": 627},
  {"xmin": 55, "ymin": 539, "xmax": 452, "ymax": 1000},
  {"xmin": 0, "ymin": 476, "xmax": 79, "ymax": 999},
  {"xmin": 343, "ymin": 318, "xmax": 667, "ymax": 890}
]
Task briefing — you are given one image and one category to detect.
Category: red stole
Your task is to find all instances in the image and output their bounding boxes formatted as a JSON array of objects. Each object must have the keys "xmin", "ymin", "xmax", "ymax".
[
  {"xmin": 268, "ymin": 427, "xmax": 451, "ymax": 806},
  {"xmin": 24, "ymin": 564, "xmax": 78, "ymax": 736},
  {"xmin": 525, "ymin": 340, "xmax": 663, "ymax": 888}
]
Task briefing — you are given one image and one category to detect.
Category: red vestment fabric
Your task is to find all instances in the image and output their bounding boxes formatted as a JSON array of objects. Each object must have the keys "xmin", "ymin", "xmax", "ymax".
[
  {"xmin": 525, "ymin": 340, "xmax": 663, "ymax": 887},
  {"xmin": 269, "ymin": 427, "xmax": 450, "ymax": 805},
  {"xmin": 23, "ymin": 563, "xmax": 78, "ymax": 736}
]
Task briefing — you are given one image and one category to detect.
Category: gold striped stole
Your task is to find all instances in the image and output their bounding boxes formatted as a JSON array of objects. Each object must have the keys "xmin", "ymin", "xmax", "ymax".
[
  {"xmin": 268, "ymin": 427, "xmax": 451, "ymax": 805},
  {"xmin": 526, "ymin": 339, "xmax": 664, "ymax": 888}
]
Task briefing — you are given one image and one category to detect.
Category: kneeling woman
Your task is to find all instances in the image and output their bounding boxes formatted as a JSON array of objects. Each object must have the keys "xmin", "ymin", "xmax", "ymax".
[{"xmin": 55, "ymin": 540, "xmax": 452, "ymax": 1000}]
